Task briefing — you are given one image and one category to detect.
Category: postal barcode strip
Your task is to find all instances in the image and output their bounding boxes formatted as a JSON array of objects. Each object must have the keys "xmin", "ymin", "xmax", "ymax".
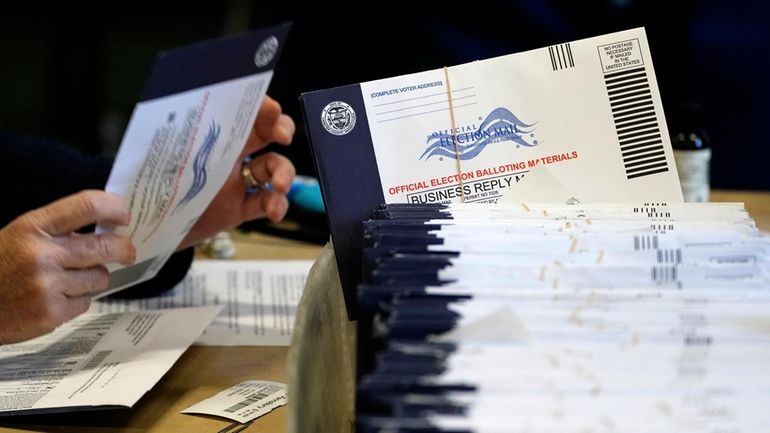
[
  {"xmin": 636, "ymin": 204, "xmax": 670, "ymax": 209},
  {"xmin": 223, "ymin": 386, "xmax": 282, "ymax": 413},
  {"xmin": 622, "ymin": 134, "xmax": 662, "ymax": 147},
  {"xmin": 548, "ymin": 43, "xmax": 575, "ymax": 71},
  {"xmin": 657, "ymin": 249, "xmax": 683, "ymax": 264},
  {"xmin": 626, "ymin": 155, "xmax": 665, "ymax": 168},
  {"xmin": 633, "ymin": 235, "xmax": 659, "ymax": 250},
  {"xmin": 82, "ymin": 351, "xmax": 112, "ymax": 370},
  {"xmin": 608, "ymin": 84, "xmax": 650, "ymax": 97},
  {"xmin": 612, "ymin": 94, "xmax": 653, "ymax": 108},
  {"xmin": 604, "ymin": 66, "xmax": 668, "ymax": 179},
  {"xmin": 619, "ymin": 127, "xmax": 659, "ymax": 141},
  {"xmin": 614, "ymin": 112, "xmax": 656, "ymax": 126},
  {"xmin": 652, "ymin": 266, "xmax": 678, "ymax": 282},
  {"xmin": 617, "ymin": 121, "xmax": 658, "ymax": 135},
  {"xmin": 651, "ymin": 223, "xmax": 675, "ymax": 233}
]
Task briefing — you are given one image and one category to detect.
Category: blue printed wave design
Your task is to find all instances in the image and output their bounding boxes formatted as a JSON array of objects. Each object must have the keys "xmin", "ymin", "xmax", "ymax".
[
  {"xmin": 420, "ymin": 107, "xmax": 538, "ymax": 161},
  {"xmin": 178, "ymin": 121, "xmax": 221, "ymax": 208}
]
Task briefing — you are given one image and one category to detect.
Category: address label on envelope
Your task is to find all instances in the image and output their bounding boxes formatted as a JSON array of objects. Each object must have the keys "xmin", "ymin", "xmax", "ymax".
[{"xmin": 300, "ymin": 27, "xmax": 683, "ymax": 317}]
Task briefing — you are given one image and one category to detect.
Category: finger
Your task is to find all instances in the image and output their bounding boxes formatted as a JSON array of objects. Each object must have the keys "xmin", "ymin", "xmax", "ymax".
[
  {"xmin": 60, "ymin": 266, "xmax": 111, "ymax": 297},
  {"xmin": 30, "ymin": 190, "xmax": 130, "ymax": 236},
  {"xmin": 249, "ymin": 96, "xmax": 282, "ymax": 151},
  {"xmin": 272, "ymin": 113, "xmax": 295, "ymax": 145},
  {"xmin": 248, "ymin": 152, "xmax": 296, "ymax": 194},
  {"xmin": 57, "ymin": 233, "xmax": 136, "ymax": 268},
  {"xmin": 244, "ymin": 190, "xmax": 289, "ymax": 222},
  {"xmin": 243, "ymin": 114, "xmax": 294, "ymax": 158}
]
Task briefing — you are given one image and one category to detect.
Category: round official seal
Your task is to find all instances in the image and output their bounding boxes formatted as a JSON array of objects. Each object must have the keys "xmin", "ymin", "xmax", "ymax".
[
  {"xmin": 321, "ymin": 101, "xmax": 356, "ymax": 136},
  {"xmin": 254, "ymin": 36, "xmax": 279, "ymax": 67}
]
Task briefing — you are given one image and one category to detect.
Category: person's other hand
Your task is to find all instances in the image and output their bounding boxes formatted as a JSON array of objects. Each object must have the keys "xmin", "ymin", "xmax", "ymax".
[
  {"xmin": 179, "ymin": 95, "xmax": 296, "ymax": 250},
  {"xmin": 0, "ymin": 190, "xmax": 136, "ymax": 345}
]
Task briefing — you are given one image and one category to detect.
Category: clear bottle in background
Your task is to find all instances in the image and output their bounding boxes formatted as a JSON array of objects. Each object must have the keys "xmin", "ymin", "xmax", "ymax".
[{"xmin": 671, "ymin": 102, "xmax": 711, "ymax": 202}]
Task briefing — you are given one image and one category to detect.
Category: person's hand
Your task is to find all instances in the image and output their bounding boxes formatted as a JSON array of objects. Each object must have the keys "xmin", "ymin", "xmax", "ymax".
[
  {"xmin": 0, "ymin": 190, "xmax": 136, "ymax": 345},
  {"xmin": 179, "ymin": 95, "xmax": 296, "ymax": 250}
]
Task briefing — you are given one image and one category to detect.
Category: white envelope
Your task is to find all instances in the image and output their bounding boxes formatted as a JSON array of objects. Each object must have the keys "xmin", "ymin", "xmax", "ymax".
[
  {"xmin": 301, "ymin": 27, "xmax": 684, "ymax": 315},
  {"xmin": 95, "ymin": 26, "xmax": 290, "ymax": 297},
  {"xmin": 358, "ymin": 27, "xmax": 683, "ymax": 205}
]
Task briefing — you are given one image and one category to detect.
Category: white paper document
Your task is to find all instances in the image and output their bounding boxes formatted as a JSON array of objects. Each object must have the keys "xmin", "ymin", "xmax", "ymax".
[
  {"xmin": 182, "ymin": 380, "xmax": 288, "ymax": 423},
  {"xmin": 0, "ymin": 305, "xmax": 220, "ymax": 415},
  {"xmin": 92, "ymin": 260, "xmax": 313, "ymax": 346},
  {"xmin": 96, "ymin": 26, "xmax": 290, "ymax": 297}
]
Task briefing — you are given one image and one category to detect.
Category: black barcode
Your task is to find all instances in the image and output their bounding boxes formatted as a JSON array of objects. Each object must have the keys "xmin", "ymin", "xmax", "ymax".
[
  {"xmin": 633, "ymin": 235, "xmax": 659, "ymax": 250},
  {"xmin": 82, "ymin": 350, "xmax": 111, "ymax": 370},
  {"xmin": 657, "ymin": 249, "xmax": 682, "ymax": 264},
  {"xmin": 650, "ymin": 223, "xmax": 674, "ymax": 233},
  {"xmin": 548, "ymin": 43, "xmax": 574, "ymax": 71},
  {"xmin": 651, "ymin": 265, "xmax": 678, "ymax": 283},
  {"xmin": 224, "ymin": 386, "xmax": 282, "ymax": 413},
  {"xmin": 632, "ymin": 206, "xmax": 671, "ymax": 218},
  {"xmin": 604, "ymin": 66, "xmax": 669, "ymax": 179}
]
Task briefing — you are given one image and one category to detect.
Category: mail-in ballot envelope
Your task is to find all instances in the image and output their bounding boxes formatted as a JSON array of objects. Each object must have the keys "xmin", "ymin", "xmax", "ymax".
[
  {"xmin": 97, "ymin": 24, "xmax": 290, "ymax": 297},
  {"xmin": 300, "ymin": 28, "xmax": 683, "ymax": 317}
]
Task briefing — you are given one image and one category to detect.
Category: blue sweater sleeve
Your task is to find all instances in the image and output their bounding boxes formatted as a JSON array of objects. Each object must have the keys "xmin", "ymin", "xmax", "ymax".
[
  {"xmin": 0, "ymin": 131, "xmax": 111, "ymax": 226},
  {"xmin": 0, "ymin": 130, "xmax": 193, "ymax": 297}
]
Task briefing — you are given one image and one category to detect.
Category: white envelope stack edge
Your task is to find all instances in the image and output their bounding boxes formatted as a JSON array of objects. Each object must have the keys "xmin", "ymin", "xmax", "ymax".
[{"xmin": 356, "ymin": 202, "xmax": 770, "ymax": 432}]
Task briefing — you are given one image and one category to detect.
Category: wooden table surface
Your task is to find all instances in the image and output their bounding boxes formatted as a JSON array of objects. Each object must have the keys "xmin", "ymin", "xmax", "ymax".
[
  {"xmin": 710, "ymin": 189, "xmax": 770, "ymax": 231},
  {"xmin": 0, "ymin": 190, "xmax": 767, "ymax": 433}
]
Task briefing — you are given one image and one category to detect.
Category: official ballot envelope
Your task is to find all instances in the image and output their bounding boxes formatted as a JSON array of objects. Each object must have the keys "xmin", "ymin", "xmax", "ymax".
[
  {"xmin": 300, "ymin": 27, "xmax": 684, "ymax": 317},
  {"xmin": 96, "ymin": 24, "xmax": 290, "ymax": 297}
]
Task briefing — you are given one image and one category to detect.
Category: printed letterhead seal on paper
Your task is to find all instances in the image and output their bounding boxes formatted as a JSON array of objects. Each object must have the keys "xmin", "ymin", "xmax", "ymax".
[
  {"xmin": 321, "ymin": 101, "xmax": 356, "ymax": 136},
  {"xmin": 254, "ymin": 36, "xmax": 279, "ymax": 67}
]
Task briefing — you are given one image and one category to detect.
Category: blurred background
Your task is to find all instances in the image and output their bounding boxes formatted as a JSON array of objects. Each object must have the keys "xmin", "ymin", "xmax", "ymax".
[{"xmin": 0, "ymin": 0, "xmax": 767, "ymax": 205}]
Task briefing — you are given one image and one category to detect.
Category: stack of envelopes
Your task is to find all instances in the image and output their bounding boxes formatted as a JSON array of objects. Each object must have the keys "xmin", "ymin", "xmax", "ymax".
[{"xmin": 356, "ymin": 202, "xmax": 770, "ymax": 432}]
